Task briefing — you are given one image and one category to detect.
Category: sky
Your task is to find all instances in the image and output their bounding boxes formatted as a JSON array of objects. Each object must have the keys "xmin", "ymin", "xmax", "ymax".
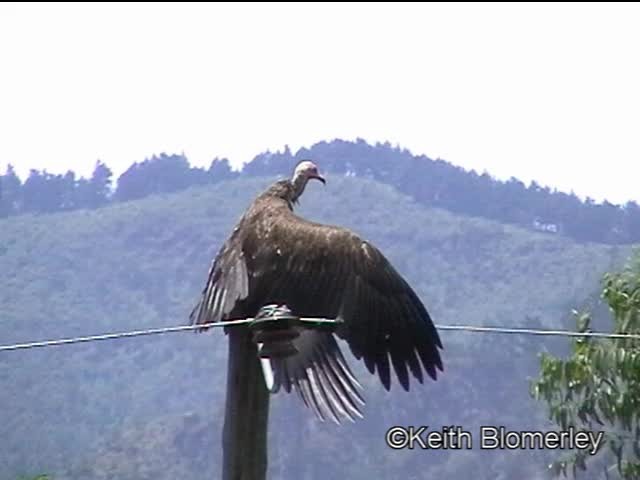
[{"xmin": 1, "ymin": 3, "xmax": 639, "ymax": 204}]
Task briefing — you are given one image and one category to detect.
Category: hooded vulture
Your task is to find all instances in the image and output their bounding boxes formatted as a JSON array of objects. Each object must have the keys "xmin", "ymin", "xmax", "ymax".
[{"xmin": 190, "ymin": 160, "xmax": 443, "ymax": 423}]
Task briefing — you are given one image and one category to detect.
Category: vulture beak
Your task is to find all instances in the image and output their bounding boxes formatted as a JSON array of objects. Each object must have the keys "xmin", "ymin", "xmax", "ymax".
[{"xmin": 312, "ymin": 174, "xmax": 326, "ymax": 185}]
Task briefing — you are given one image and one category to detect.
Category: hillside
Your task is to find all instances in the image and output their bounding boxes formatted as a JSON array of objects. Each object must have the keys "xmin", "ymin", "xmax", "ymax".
[{"xmin": 0, "ymin": 175, "xmax": 632, "ymax": 479}]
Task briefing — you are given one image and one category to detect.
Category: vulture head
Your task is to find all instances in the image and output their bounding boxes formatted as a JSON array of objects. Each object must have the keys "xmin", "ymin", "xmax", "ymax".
[{"xmin": 291, "ymin": 160, "xmax": 325, "ymax": 202}]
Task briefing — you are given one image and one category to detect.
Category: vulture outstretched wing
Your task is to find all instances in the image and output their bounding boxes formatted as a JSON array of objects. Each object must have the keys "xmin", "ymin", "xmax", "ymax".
[
  {"xmin": 190, "ymin": 221, "xmax": 250, "ymax": 329},
  {"xmin": 241, "ymin": 204, "xmax": 443, "ymax": 394}
]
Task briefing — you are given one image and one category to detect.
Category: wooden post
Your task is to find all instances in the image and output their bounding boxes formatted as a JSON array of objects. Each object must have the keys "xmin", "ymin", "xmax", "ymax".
[{"xmin": 222, "ymin": 327, "xmax": 270, "ymax": 480}]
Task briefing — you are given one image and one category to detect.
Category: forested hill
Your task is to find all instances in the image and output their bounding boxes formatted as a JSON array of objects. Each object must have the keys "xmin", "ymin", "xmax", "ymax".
[
  {"xmin": 0, "ymin": 175, "xmax": 633, "ymax": 479},
  {"xmin": 2, "ymin": 139, "xmax": 639, "ymax": 245}
]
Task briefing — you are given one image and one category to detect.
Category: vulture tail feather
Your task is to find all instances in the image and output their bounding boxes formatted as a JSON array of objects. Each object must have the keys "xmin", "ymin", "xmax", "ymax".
[{"xmin": 269, "ymin": 330, "xmax": 364, "ymax": 423}]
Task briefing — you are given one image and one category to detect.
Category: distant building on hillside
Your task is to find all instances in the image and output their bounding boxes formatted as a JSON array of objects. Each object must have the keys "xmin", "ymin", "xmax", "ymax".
[{"xmin": 533, "ymin": 218, "xmax": 560, "ymax": 234}]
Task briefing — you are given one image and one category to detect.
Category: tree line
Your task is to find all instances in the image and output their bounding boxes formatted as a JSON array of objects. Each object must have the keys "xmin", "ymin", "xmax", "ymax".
[
  {"xmin": 0, "ymin": 154, "xmax": 237, "ymax": 216},
  {"xmin": 2, "ymin": 139, "xmax": 639, "ymax": 245}
]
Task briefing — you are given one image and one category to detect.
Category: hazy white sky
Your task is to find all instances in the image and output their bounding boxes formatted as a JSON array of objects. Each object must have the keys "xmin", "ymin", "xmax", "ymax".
[{"xmin": 1, "ymin": 3, "xmax": 639, "ymax": 203}]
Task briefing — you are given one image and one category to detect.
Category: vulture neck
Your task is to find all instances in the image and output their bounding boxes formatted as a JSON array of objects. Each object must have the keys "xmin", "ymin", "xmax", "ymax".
[
  {"xmin": 290, "ymin": 172, "xmax": 311, "ymax": 204},
  {"xmin": 264, "ymin": 177, "xmax": 310, "ymax": 208}
]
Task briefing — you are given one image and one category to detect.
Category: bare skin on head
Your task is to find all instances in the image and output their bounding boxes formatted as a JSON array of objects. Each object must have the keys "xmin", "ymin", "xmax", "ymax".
[{"xmin": 291, "ymin": 160, "xmax": 326, "ymax": 203}]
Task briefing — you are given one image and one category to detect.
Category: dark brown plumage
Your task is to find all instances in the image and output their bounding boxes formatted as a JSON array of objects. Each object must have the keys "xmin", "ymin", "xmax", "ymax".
[{"xmin": 190, "ymin": 160, "xmax": 443, "ymax": 423}]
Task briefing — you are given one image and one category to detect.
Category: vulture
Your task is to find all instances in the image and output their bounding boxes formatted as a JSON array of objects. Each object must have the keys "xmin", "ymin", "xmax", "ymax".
[{"xmin": 190, "ymin": 160, "xmax": 443, "ymax": 423}]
